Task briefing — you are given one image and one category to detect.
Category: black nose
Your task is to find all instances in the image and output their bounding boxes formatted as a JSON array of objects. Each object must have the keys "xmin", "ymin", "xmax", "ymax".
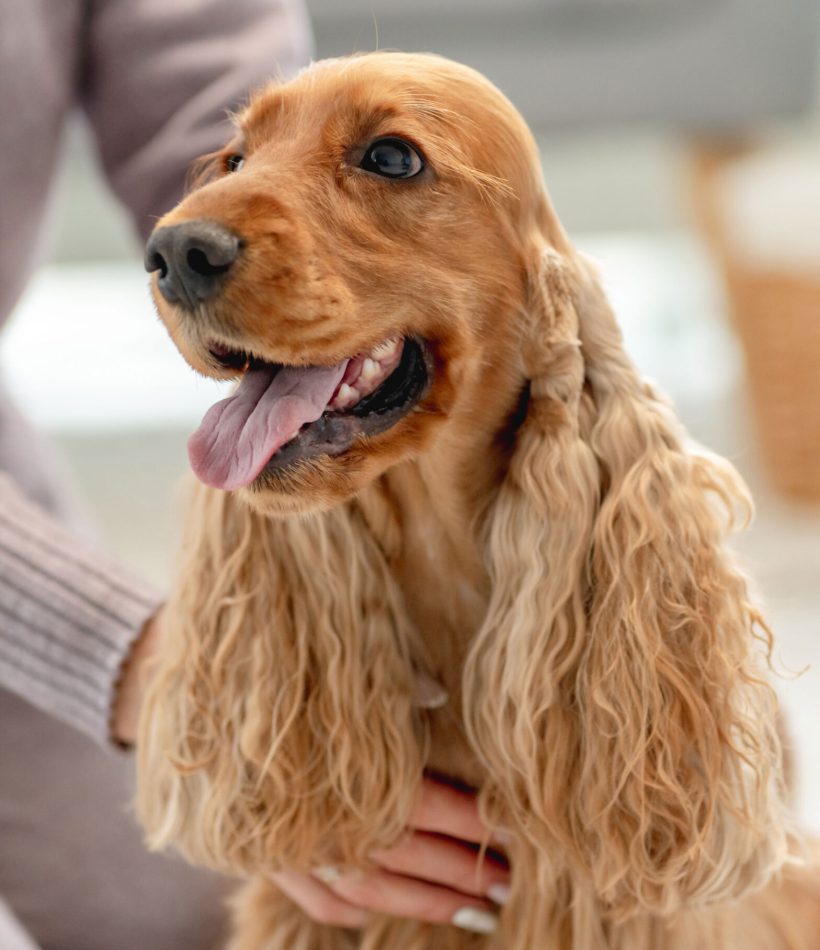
[{"xmin": 144, "ymin": 220, "xmax": 241, "ymax": 307}]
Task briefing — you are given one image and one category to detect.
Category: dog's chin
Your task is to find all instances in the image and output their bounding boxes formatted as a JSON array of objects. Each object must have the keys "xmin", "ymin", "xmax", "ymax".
[
  {"xmin": 238, "ymin": 463, "xmax": 364, "ymax": 518},
  {"xmin": 237, "ymin": 438, "xmax": 415, "ymax": 518}
]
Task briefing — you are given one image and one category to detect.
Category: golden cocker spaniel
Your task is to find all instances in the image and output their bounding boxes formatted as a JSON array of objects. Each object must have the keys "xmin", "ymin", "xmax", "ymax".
[{"xmin": 138, "ymin": 53, "xmax": 820, "ymax": 949}]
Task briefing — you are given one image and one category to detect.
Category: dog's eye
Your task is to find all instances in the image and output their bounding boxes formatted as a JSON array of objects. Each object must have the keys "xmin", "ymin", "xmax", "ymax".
[
  {"xmin": 359, "ymin": 137, "xmax": 424, "ymax": 179},
  {"xmin": 225, "ymin": 154, "xmax": 245, "ymax": 173}
]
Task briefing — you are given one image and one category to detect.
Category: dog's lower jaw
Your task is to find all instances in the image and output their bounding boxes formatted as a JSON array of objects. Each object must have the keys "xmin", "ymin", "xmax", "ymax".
[{"xmin": 241, "ymin": 458, "xmax": 362, "ymax": 517}]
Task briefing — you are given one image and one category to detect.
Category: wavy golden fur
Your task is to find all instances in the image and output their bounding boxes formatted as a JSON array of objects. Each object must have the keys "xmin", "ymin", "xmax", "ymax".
[{"xmin": 137, "ymin": 53, "xmax": 820, "ymax": 948}]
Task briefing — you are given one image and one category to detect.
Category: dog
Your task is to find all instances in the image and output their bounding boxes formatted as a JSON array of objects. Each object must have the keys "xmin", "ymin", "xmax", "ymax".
[{"xmin": 137, "ymin": 52, "xmax": 820, "ymax": 948}]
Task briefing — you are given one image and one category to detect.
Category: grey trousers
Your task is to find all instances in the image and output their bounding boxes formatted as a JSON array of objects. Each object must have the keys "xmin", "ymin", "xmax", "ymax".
[{"xmin": 0, "ymin": 689, "xmax": 230, "ymax": 950}]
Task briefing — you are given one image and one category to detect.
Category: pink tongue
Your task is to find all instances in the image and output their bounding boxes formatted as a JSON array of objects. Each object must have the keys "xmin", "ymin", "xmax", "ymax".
[{"xmin": 188, "ymin": 360, "xmax": 348, "ymax": 490}]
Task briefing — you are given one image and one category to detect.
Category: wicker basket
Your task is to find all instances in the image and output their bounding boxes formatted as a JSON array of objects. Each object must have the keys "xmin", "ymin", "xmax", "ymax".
[{"xmin": 693, "ymin": 146, "xmax": 820, "ymax": 502}]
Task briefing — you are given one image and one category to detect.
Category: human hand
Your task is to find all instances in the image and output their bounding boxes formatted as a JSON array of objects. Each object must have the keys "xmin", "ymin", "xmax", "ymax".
[
  {"xmin": 270, "ymin": 776, "xmax": 509, "ymax": 934},
  {"xmin": 111, "ymin": 605, "xmax": 165, "ymax": 745}
]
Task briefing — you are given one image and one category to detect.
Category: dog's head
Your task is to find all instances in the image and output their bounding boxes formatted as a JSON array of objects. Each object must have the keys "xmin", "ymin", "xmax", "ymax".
[{"xmin": 146, "ymin": 52, "xmax": 563, "ymax": 515}]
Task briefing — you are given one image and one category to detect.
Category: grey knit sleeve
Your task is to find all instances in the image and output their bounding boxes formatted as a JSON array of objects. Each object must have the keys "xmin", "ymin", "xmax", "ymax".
[
  {"xmin": 0, "ymin": 475, "xmax": 163, "ymax": 743},
  {"xmin": 81, "ymin": 0, "xmax": 313, "ymax": 238}
]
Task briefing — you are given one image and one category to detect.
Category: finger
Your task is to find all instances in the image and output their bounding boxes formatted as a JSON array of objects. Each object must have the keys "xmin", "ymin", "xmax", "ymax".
[
  {"xmin": 270, "ymin": 869, "xmax": 370, "ymax": 929},
  {"xmin": 319, "ymin": 867, "xmax": 498, "ymax": 933},
  {"xmin": 370, "ymin": 832, "xmax": 509, "ymax": 901},
  {"xmin": 411, "ymin": 670, "xmax": 449, "ymax": 709},
  {"xmin": 410, "ymin": 777, "xmax": 488, "ymax": 844}
]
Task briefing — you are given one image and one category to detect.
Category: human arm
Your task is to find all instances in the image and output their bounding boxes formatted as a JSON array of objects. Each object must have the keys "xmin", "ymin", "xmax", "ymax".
[
  {"xmin": 0, "ymin": 0, "xmax": 312, "ymax": 741},
  {"xmin": 0, "ymin": 474, "xmax": 162, "ymax": 743},
  {"xmin": 81, "ymin": 0, "xmax": 313, "ymax": 236},
  {"xmin": 110, "ymin": 605, "xmax": 163, "ymax": 745}
]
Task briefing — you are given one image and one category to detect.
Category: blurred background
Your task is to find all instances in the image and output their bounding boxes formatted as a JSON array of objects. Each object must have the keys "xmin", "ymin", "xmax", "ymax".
[{"xmin": 2, "ymin": 0, "xmax": 819, "ymax": 829}]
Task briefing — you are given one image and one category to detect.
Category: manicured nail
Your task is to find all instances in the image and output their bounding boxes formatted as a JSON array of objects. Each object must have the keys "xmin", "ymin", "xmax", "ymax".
[
  {"xmin": 412, "ymin": 671, "xmax": 449, "ymax": 709},
  {"xmin": 487, "ymin": 883, "xmax": 510, "ymax": 905},
  {"xmin": 313, "ymin": 865, "xmax": 343, "ymax": 884},
  {"xmin": 452, "ymin": 907, "xmax": 498, "ymax": 934}
]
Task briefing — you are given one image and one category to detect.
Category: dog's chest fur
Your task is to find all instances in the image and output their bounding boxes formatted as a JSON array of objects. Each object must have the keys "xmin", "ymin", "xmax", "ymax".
[{"xmin": 376, "ymin": 468, "xmax": 492, "ymax": 785}]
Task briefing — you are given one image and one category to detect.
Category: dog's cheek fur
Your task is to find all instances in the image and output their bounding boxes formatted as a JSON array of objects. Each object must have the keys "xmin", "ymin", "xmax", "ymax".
[
  {"xmin": 136, "ymin": 480, "xmax": 429, "ymax": 874},
  {"xmin": 463, "ymin": 242, "xmax": 788, "ymax": 926}
]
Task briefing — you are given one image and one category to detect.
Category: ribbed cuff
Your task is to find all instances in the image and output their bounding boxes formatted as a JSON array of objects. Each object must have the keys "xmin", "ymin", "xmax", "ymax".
[{"xmin": 0, "ymin": 475, "xmax": 163, "ymax": 745}]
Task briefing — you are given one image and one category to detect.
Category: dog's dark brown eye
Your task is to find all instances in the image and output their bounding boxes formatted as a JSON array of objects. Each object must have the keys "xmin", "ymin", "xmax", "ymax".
[
  {"xmin": 359, "ymin": 137, "xmax": 424, "ymax": 179},
  {"xmin": 226, "ymin": 154, "xmax": 245, "ymax": 173}
]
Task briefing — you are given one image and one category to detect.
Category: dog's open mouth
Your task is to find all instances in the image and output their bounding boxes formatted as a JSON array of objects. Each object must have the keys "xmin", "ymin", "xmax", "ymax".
[{"xmin": 188, "ymin": 337, "xmax": 430, "ymax": 489}]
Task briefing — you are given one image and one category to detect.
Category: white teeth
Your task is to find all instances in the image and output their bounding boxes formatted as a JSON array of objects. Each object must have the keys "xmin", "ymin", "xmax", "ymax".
[
  {"xmin": 372, "ymin": 338, "xmax": 398, "ymax": 361},
  {"xmin": 360, "ymin": 358, "xmax": 379, "ymax": 382},
  {"xmin": 328, "ymin": 338, "xmax": 403, "ymax": 414},
  {"xmin": 334, "ymin": 383, "xmax": 358, "ymax": 409}
]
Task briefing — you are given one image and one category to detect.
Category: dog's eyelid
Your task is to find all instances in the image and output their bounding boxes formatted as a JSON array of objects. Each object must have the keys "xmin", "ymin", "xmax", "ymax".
[
  {"xmin": 223, "ymin": 131, "xmax": 247, "ymax": 155},
  {"xmin": 372, "ymin": 131, "xmax": 428, "ymax": 162}
]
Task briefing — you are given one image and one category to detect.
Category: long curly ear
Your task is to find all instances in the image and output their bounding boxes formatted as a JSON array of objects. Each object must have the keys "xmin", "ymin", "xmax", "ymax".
[
  {"xmin": 137, "ymin": 482, "xmax": 426, "ymax": 875},
  {"xmin": 463, "ymin": 241, "xmax": 788, "ymax": 922}
]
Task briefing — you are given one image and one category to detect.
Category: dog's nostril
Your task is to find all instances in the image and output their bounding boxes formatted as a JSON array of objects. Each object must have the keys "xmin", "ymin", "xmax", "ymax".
[
  {"xmin": 147, "ymin": 251, "xmax": 168, "ymax": 279},
  {"xmin": 144, "ymin": 220, "xmax": 240, "ymax": 307},
  {"xmin": 186, "ymin": 246, "xmax": 233, "ymax": 278}
]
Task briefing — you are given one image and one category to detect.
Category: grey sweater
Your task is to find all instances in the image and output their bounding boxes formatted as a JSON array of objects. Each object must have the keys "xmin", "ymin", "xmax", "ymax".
[{"xmin": 0, "ymin": 0, "xmax": 312, "ymax": 742}]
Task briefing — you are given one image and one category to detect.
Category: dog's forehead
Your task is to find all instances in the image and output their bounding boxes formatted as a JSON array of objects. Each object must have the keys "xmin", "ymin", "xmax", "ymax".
[
  {"xmin": 232, "ymin": 53, "xmax": 546, "ymax": 215},
  {"xmin": 240, "ymin": 85, "xmax": 405, "ymax": 148},
  {"xmin": 238, "ymin": 54, "xmax": 515, "ymax": 151}
]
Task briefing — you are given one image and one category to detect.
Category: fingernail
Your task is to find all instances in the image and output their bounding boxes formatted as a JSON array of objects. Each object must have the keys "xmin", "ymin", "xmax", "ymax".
[
  {"xmin": 313, "ymin": 865, "xmax": 342, "ymax": 884},
  {"xmin": 452, "ymin": 907, "xmax": 498, "ymax": 934},
  {"xmin": 491, "ymin": 830, "xmax": 512, "ymax": 846},
  {"xmin": 487, "ymin": 883, "xmax": 510, "ymax": 905},
  {"xmin": 412, "ymin": 670, "xmax": 449, "ymax": 709}
]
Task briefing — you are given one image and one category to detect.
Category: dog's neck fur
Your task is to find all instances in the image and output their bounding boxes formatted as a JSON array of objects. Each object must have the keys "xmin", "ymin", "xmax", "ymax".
[
  {"xmin": 357, "ymin": 369, "xmax": 527, "ymax": 780},
  {"xmin": 381, "ymin": 453, "xmax": 491, "ymax": 672}
]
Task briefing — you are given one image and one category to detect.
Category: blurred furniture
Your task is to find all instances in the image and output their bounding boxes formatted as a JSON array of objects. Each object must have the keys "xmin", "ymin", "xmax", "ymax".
[{"xmin": 694, "ymin": 145, "xmax": 820, "ymax": 502}]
